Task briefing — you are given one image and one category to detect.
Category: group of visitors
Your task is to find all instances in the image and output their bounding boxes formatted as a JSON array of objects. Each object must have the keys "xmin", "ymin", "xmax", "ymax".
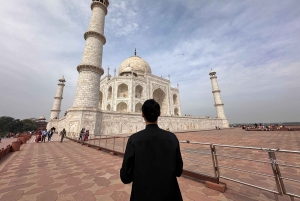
[
  {"xmin": 5, "ymin": 133, "xmax": 15, "ymax": 138},
  {"xmin": 36, "ymin": 128, "xmax": 66, "ymax": 143},
  {"xmin": 78, "ymin": 128, "xmax": 89, "ymax": 141},
  {"xmin": 241, "ymin": 123, "xmax": 287, "ymax": 131},
  {"xmin": 41, "ymin": 128, "xmax": 54, "ymax": 142}
]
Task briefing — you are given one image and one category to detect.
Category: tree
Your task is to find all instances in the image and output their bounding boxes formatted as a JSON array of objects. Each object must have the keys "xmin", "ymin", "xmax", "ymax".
[
  {"xmin": 0, "ymin": 116, "xmax": 38, "ymax": 136},
  {"xmin": 21, "ymin": 119, "xmax": 37, "ymax": 131}
]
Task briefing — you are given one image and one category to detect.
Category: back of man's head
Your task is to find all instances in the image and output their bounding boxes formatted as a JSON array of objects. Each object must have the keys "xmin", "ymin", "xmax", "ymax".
[{"xmin": 142, "ymin": 99, "xmax": 160, "ymax": 123}]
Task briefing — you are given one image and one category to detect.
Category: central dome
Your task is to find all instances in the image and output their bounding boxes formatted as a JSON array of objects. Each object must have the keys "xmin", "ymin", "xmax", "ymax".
[{"xmin": 119, "ymin": 55, "xmax": 152, "ymax": 77}]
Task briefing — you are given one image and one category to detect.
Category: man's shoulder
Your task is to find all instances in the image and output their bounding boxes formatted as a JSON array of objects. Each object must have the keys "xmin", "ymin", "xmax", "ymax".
[{"xmin": 129, "ymin": 127, "xmax": 178, "ymax": 142}]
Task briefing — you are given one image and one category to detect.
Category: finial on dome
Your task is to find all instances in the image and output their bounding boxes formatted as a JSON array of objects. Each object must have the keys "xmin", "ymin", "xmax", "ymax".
[{"xmin": 134, "ymin": 48, "xmax": 136, "ymax": 56}]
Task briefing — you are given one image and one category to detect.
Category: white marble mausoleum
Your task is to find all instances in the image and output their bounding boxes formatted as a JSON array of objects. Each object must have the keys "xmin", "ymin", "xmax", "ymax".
[{"xmin": 46, "ymin": 0, "xmax": 229, "ymax": 136}]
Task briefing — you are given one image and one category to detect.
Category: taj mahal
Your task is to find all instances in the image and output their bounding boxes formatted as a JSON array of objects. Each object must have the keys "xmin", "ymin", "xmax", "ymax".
[{"xmin": 47, "ymin": 0, "xmax": 229, "ymax": 136}]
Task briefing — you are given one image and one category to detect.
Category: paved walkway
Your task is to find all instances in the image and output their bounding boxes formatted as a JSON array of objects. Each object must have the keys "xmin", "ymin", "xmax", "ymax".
[
  {"xmin": 0, "ymin": 131, "xmax": 299, "ymax": 201},
  {"xmin": 0, "ymin": 138, "xmax": 15, "ymax": 149}
]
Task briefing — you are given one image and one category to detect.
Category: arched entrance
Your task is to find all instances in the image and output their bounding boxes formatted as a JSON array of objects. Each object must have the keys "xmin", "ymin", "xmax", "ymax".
[
  {"xmin": 153, "ymin": 88, "xmax": 168, "ymax": 115},
  {"xmin": 173, "ymin": 94, "xmax": 178, "ymax": 104},
  {"xmin": 117, "ymin": 84, "xmax": 128, "ymax": 98},
  {"xmin": 107, "ymin": 86, "xmax": 112, "ymax": 100},
  {"xmin": 135, "ymin": 103, "xmax": 142, "ymax": 113},
  {"xmin": 117, "ymin": 102, "xmax": 127, "ymax": 112},
  {"xmin": 174, "ymin": 108, "xmax": 179, "ymax": 115},
  {"xmin": 135, "ymin": 85, "xmax": 143, "ymax": 99}
]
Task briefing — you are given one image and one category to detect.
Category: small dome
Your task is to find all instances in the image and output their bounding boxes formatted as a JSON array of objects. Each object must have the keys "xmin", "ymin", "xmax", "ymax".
[
  {"xmin": 59, "ymin": 76, "xmax": 66, "ymax": 83},
  {"xmin": 38, "ymin": 116, "xmax": 46, "ymax": 120},
  {"xmin": 119, "ymin": 55, "xmax": 151, "ymax": 76},
  {"xmin": 209, "ymin": 69, "xmax": 216, "ymax": 76}
]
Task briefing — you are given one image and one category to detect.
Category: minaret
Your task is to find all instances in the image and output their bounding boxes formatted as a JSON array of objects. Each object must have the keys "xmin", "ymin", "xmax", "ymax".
[
  {"xmin": 50, "ymin": 76, "xmax": 66, "ymax": 119},
  {"xmin": 209, "ymin": 69, "xmax": 226, "ymax": 119},
  {"xmin": 72, "ymin": 0, "xmax": 109, "ymax": 109}
]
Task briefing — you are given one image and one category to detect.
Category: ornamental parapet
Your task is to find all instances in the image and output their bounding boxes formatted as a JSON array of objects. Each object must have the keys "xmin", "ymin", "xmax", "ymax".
[
  {"xmin": 214, "ymin": 103, "xmax": 224, "ymax": 106},
  {"xmin": 77, "ymin": 64, "xmax": 104, "ymax": 75},
  {"xmin": 91, "ymin": 2, "xmax": 108, "ymax": 15},
  {"xmin": 212, "ymin": 90, "xmax": 221, "ymax": 93},
  {"xmin": 84, "ymin": 31, "xmax": 106, "ymax": 45},
  {"xmin": 210, "ymin": 76, "xmax": 217, "ymax": 79}
]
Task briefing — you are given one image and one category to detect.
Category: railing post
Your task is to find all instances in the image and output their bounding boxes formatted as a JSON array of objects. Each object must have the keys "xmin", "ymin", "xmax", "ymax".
[
  {"xmin": 113, "ymin": 136, "xmax": 116, "ymax": 151},
  {"xmin": 210, "ymin": 144, "xmax": 218, "ymax": 179},
  {"xmin": 273, "ymin": 152, "xmax": 286, "ymax": 195},
  {"xmin": 268, "ymin": 151, "xmax": 283, "ymax": 195},
  {"xmin": 105, "ymin": 135, "xmax": 107, "ymax": 148},
  {"xmin": 213, "ymin": 145, "xmax": 220, "ymax": 179}
]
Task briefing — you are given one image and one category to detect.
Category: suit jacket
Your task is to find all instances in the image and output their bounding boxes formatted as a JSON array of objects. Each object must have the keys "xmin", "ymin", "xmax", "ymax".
[{"xmin": 120, "ymin": 124, "xmax": 183, "ymax": 201}]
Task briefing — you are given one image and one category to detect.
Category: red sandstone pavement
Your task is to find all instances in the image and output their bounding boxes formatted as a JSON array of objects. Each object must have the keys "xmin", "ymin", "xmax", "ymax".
[
  {"xmin": 0, "ymin": 138, "xmax": 15, "ymax": 150},
  {"xmin": 0, "ymin": 130, "xmax": 299, "ymax": 201}
]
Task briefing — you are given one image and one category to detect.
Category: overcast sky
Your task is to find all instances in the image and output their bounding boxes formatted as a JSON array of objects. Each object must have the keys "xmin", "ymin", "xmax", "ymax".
[{"xmin": 0, "ymin": 0, "xmax": 299, "ymax": 124}]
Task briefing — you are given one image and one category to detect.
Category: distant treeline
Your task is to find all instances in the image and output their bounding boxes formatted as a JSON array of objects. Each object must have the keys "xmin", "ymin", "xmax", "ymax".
[{"xmin": 0, "ymin": 116, "xmax": 37, "ymax": 136}]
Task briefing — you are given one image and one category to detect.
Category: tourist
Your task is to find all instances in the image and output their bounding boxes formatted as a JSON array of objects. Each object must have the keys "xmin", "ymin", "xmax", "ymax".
[
  {"xmin": 79, "ymin": 128, "xmax": 85, "ymax": 141},
  {"xmin": 47, "ymin": 129, "xmax": 53, "ymax": 142},
  {"xmin": 0, "ymin": 136, "xmax": 2, "ymax": 143},
  {"xmin": 84, "ymin": 130, "xmax": 89, "ymax": 141},
  {"xmin": 120, "ymin": 99, "xmax": 183, "ymax": 201},
  {"xmin": 41, "ymin": 129, "xmax": 47, "ymax": 143},
  {"xmin": 60, "ymin": 128, "xmax": 66, "ymax": 143}
]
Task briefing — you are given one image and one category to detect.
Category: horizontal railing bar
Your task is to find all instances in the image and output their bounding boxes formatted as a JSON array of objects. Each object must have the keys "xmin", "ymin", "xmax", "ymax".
[
  {"xmin": 220, "ymin": 176, "xmax": 280, "ymax": 194},
  {"xmin": 280, "ymin": 177, "xmax": 300, "ymax": 183},
  {"xmin": 179, "ymin": 141, "xmax": 212, "ymax": 145},
  {"xmin": 284, "ymin": 193, "xmax": 300, "ymax": 199},
  {"xmin": 277, "ymin": 150, "xmax": 300, "ymax": 154},
  {"xmin": 215, "ymin": 153, "xmax": 271, "ymax": 164},
  {"xmin": 213, "ymin": 144, "xmax": 269, "ymax": 150},
  {"xmin": 218, "ymin": 165, "xmax": 275, "ymax": 178},
  {"xmin": 277, "ymin": 163, "xmax": 300, "ymax": 169},
  {"xmin": 185, "ymin": 158, "xmax": 213, "ymax": 167},
  {"xmin": 182, "ymin": 149, "xmax": 212, "ymax": 156}
]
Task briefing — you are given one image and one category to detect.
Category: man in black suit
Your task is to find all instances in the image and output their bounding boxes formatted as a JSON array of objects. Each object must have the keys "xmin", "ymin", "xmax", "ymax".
[{"xmin": 120, "ymin": 99, "xmax": 183, "ymax": 201}]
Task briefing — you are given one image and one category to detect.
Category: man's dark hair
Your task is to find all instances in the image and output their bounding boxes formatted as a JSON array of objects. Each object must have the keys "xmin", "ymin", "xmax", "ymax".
[{"xmin": 142, "ymin": 99, "xmax": 160, "ymax": 122}]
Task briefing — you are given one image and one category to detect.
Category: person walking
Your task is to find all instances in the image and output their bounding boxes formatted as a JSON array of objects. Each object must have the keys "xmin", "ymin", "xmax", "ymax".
[
  {"xmin": 120, "ymin": 99, "xmax": 183, "ymax": 201},
  {"xmin": 60, "ymin": 128, "xmax": 66, "ymax": 143},
  {"xmin": 84, "ymin": 130, "xmax": 89, "ymax": 141},
  {"xmin": 79, "ymin": 128, "xmax": 85, "ymax": 141},
  {"xmin": 41, "ymin": 129, "xmax": 47, "ymax": 143},
  {"xmin": 47, "ymin": 129, "xmax": 53, "ymax": 142}
]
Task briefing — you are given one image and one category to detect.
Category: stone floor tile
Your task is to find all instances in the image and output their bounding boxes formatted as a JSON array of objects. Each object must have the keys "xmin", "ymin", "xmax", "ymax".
[
  {"xmin": 73, "ymin": 190, "xmax": 96, "ymax": 201},
  {"xmin": 0, "ymin": 190, "xmax": 23, "ymax": 201},
  {"xmin": 59, "ymin": 183, "xmax": 94, "ymax": 194},
  {"xmin": 186, "ymin": 190, "xmax": 218, "ymax": 201},
  {"xmin": 110, "ymin": 191, "xmax": 130, "ymax": 201},
  {"xmin": 36, "ymin": 190, "xmax": 58, "ymax": 201}
]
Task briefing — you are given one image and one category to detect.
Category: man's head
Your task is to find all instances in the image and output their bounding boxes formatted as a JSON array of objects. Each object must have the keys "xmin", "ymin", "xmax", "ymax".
[{"xmin": 142, "ymin": 99, "xmax": 160, "ymax": 123}]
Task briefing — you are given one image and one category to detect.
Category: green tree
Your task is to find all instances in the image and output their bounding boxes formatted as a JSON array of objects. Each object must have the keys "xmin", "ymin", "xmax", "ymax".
[
  {"xmin": 0, "ymin": 116, "xmax": 15, "ymax": 135},
  {"xmin": 21, "ymin": 119, "xmax": 37, "ymax": 131}
]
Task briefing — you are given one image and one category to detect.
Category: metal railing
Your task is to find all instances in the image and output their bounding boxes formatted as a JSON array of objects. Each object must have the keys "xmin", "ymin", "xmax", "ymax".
[{"xmin": 66, "ymin": 133, "xmax": 300, "ymax": 201}]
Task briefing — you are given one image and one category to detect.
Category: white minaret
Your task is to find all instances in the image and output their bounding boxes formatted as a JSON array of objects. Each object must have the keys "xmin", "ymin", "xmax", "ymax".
[
  {"xmin": 50, "ymin": 76, "xmax": 66, "ymax": 119},
  {"xmin": 72, "ymin": 0, "xmax": 109, "ymax": 109},
  {"xmin": 209, "ymin": 69, "xmax": 227, "ymax": 119}
]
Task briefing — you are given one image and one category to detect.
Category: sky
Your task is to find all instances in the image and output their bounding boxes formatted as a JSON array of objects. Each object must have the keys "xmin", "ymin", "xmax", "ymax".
[{"xmin": 0, "ymin": 0, "xmax": 299, "ymax": 124}]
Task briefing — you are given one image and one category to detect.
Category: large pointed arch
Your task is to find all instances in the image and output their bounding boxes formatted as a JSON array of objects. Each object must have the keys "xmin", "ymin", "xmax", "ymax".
[
  {"xmin": 153, "ymin": 88, "xmax": 167, "ymax": 115},
  {"xmin": 117, "ymin": 84, "xmax": 128, "ymax": 98}
]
